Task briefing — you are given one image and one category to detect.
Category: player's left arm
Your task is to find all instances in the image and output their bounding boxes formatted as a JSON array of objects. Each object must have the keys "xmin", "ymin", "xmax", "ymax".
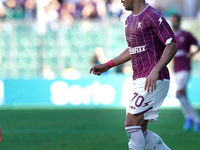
[
  {"xmin": 145, "ymin": 41, "xmax": 177, "ymax": 93},
  {"xmin": 186, "ymin": 46, "xmax": 200, "ymax": 58},
  {"xmin": 192, "ymin": 45, "xmax": 200, "ymax": 56},
  {"xmin": 186, "ymin": 34, "xmax": 200, "ymax": 58}
]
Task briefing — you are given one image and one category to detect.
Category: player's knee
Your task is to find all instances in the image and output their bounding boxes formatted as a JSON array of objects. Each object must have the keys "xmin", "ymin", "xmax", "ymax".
[
  {"xmin": 125, "ymin": 120, "xmax": 134, "ymax": 127},
  {"xmin": 125, "ymin": 118, "xmax": 139, "ymax": 127},
  {"xmin": 125, "ymin": 118, "xmax": 143, "ymax": 127},
  {"xmin": 176, "ymin": 90, "xmax": 185, "ymax": 97},
  {"xmin": 176, "ymin": 91, "xmax": 186, "ymax": 102},
  {"xmin": 176, "ymin": 91, "xmax": 182, "ymax": 98},
  {"xmin": 125, "ymin": 113, "xmax": 144, "ymax": 127}
]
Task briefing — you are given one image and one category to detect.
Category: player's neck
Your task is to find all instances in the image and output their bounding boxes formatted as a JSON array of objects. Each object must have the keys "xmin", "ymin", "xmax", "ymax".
[
  {"xmin": 132, "ymin": 2, "xmax": 146, "ymax": 14},
  {"xmin": 173, "ymin": 27, "xmax": 180, "ymax": 32}
]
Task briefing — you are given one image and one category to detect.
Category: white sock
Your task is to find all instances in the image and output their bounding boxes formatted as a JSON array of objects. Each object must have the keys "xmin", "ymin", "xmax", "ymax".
[
  {"xmin": 143, "ymin": 130, "xmax": 171, "ymax": 150},
  {"xmin": 125, "ymin": 126, "xmax": 145, "ymax": 150},
  {"xmin": 176, "ymin": 93, "xmax": 199, "ymax": 122}
]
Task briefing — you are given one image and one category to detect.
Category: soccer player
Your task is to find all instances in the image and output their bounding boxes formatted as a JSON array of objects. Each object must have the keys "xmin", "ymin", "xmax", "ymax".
[
  {"xmin": 170, "ymin": 14, "xmax": 200, "ymax": 132},
  {"xmin": 90, "ymin": 0, "xmax": 177, "ymax": 149}
]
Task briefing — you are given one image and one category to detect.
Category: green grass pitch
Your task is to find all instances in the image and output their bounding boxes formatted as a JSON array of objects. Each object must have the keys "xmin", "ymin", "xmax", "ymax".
[{"xmin": 0, "ymin": 108, "xmax": 200, "ymax": 150}]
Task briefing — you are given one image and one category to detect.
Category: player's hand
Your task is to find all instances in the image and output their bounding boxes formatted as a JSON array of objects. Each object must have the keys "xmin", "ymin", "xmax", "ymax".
[
  {"xmin": 90, "ymin": 63, "xmax": 109, "ymax": 75},
  {"xmin": 186, "ymin": 52, "xmax": 193, "ymax": 59},
  {"xmin": 144, "ymin": 68, "xmax": 159, "ymax": 94}
]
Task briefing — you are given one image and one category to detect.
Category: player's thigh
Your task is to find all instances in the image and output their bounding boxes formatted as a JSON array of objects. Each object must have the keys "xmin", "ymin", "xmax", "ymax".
[
  {"xmin": 126, "ymin": 78, "xmax": 169, "ymax": 122},
  {"xmin": 126, "ymin": 78, "xmax": 155, "ymax": 116},
  {"xmin": 175, "ymin": 71, "xmax": 190, "ymax": 90}
]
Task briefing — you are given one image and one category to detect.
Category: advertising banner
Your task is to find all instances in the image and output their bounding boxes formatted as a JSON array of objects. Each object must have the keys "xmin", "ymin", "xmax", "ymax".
[{"xmin": 0, "ymin": 75, "xmax": 199, "ymax": 108}]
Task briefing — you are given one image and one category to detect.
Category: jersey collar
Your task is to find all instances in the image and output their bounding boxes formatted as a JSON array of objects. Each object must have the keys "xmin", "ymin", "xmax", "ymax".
[{"xmin": 132, "ymin": 3, "xmax": 150, "ymax": 17}]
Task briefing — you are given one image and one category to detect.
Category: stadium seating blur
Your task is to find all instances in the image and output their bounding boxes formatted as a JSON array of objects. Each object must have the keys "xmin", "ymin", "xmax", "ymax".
[
  {"xmin": 0, "ymin": 0, "xmax": 199, "ymax": 79},
  {"xmin": 0, "ymin": 20, "xmax": 127, "ymax": 79}
]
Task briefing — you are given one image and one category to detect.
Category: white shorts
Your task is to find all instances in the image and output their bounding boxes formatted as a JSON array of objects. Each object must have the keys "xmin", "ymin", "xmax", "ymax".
[
  {"xmin": 126, "ymin": 78, "xmax": 170, "ymax": 122},
  {"xmin": 174, "ymin": 70, "xmax": 190, "ymax": 91}
]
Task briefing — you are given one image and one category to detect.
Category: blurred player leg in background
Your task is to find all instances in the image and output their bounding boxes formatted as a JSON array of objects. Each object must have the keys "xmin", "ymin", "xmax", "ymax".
[
  {"xmin": 170, "ymin": 13, "xmax": 200, "ymax": 132},
  {"xmin": 175, "ymin": 71, "xmax": 200, "ymax": 132}
]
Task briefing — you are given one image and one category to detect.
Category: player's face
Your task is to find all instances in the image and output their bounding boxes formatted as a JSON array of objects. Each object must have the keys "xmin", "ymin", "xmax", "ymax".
[
  {"xmin": 121, "ymin": 0, "xmax": 134, "ymax": 11},
  {"xmin": 170, "ymin": 16, "xmax": 180, "ymax": 31}
]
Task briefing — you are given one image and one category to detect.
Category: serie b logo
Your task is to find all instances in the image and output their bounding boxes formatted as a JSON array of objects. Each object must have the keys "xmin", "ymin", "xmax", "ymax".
[{"xmin": 136, "ymin": 21, "xmax": 143, "ymax": 30}]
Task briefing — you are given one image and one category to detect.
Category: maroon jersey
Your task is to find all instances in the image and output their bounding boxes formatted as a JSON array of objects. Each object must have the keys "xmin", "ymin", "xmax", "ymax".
[
  {"xmin": 173, "ymin": 30, "xmax": 199, "ymax": 73},
  {"xmin": 125, "ymin": 4, "xmax": 176, "ymax": 80}
]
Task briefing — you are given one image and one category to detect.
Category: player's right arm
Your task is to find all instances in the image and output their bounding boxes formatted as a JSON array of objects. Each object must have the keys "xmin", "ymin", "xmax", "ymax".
[{"xmin": 90, "ymin": 48, "xmax": 131, "ymax": 75}]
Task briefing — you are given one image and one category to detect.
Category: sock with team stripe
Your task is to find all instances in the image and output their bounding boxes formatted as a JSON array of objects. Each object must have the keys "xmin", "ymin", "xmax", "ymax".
[
  {"xmin": 143, "ymin": 130, "xmax": 171, "ymax": 150},
  {"xmin": 125, "ymin": 126, "xmax": 145, "ymax": 150}
]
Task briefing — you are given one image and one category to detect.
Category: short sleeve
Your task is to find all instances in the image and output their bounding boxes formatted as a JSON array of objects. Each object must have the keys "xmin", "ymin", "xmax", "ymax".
[
  {"xmin": 188, "ymin": 32, "xmax": 199, "ymax": 47},
  {"xmin": 148, "ymin": 12, "xmax": 176, "ymax": 45}
]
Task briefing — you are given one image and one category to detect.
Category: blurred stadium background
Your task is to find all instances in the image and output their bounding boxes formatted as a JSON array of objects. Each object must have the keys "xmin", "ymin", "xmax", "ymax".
[{"xmin": 0, "ymin": 0, "xmax": 200, "ymax": 149}]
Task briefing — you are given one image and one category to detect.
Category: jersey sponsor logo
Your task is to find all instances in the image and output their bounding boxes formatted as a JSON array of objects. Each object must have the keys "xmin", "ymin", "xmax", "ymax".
[
  {"xmin": 158, "ymin": 17, "xmax": 163, "ymax": 26},
  {"xmin": 136, "ymin": 21, "xmax": 143, "ymax": 30},
  {"xmin": 129, "ymin": 45, "xmax": 146, "ymax": 54}
]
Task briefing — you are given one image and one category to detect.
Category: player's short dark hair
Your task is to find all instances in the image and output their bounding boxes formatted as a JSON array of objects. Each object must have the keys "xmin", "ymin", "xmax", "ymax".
[{"xmin": 171, "ymin": 13, "xmax": 181, "ymax": 22}]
